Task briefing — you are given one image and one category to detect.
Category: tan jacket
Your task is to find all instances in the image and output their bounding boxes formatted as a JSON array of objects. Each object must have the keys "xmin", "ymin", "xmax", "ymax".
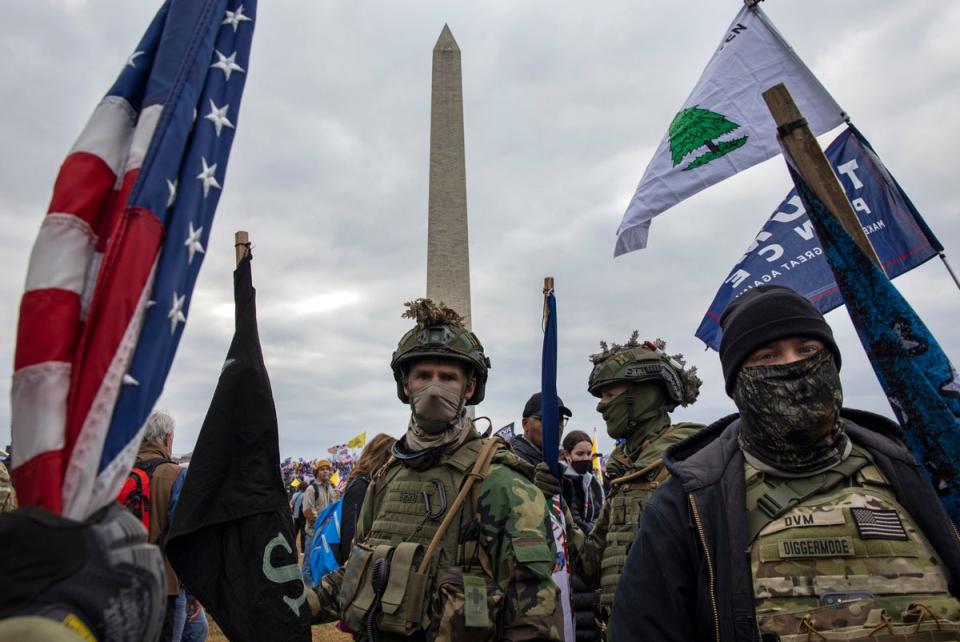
[
  {"xmin": 302, "ymin": 480, "xmax": 339, "ymax": 532},
  {"xmin": 136, "ymin": 442, "xmax": 181, "ymax": 596}
]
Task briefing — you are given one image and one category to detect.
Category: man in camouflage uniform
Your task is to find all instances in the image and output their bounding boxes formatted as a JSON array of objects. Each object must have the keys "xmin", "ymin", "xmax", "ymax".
[
  {"xmin": 611, "ymin": 285, "xmax": 960, "ymax": 641},
  {"xmin": 309, "ymin": 299, "xmax": 563, "ymax": 642},
  {"xmin": 537, "ymin": 333, "xmax": 701, "ymax": 635}
]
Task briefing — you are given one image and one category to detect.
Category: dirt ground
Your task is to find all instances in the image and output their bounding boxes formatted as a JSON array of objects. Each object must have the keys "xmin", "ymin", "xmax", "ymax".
[{"xmin": 206, "ymin": 618, "xmax": 351, "ymax": 642}]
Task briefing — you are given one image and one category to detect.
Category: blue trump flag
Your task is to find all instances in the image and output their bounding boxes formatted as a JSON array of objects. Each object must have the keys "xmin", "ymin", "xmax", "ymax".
[
  {"xmin": 788, "ymin": 161, "xmax": 960, "ymax": 525},
  {"xmin": 541, "ymin": 289, "xmax": 560, "ymax": 475},
  {"xmin": 697, "ymin": 125, "xmax": 942, "ymax": 350}
]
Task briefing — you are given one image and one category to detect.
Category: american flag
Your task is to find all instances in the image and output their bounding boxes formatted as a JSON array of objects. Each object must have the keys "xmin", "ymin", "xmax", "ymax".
[
  {"xmin": 851, "ymin": 508, "xmax": 908, "ymax": 541},
  {"xmin": 11, "ymin": 0, "xmax": 256, "ymax": 519}
]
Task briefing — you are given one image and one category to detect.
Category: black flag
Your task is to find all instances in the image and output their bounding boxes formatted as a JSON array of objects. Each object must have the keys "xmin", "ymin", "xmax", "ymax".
[{"xmin": 166, "ymin": 253, "xmax": 310, "ymax": 642}]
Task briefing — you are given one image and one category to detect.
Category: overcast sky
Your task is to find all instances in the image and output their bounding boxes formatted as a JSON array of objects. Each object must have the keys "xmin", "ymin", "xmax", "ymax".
[{"xmin": 2, "ymin": 1, "xmax": 958, "ymax": 460}]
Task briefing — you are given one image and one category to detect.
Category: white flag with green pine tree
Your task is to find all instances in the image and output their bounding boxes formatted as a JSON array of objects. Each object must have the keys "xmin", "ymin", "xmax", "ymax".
[{"xmin": 614, "ymin": 4, "xmax": 843, "ymax": 256}]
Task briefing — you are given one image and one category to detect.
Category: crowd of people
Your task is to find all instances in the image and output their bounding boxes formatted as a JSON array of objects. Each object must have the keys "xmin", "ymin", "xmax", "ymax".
[{"xmin": 3, "ymin": 286, "xmax": 960, "ymax": 641}]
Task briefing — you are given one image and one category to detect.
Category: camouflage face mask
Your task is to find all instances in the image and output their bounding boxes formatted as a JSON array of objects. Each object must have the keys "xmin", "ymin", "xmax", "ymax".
[
  {"xmin": 597, "ymin": 383, "xmax": 665, "ymax": 440},
  {"xmin": 734, "ymin": 349, "xmax": 846, "ymax": 474}
]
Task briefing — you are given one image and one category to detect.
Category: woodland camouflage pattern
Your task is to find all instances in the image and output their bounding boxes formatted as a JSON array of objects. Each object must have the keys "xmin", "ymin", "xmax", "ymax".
[
  {"xmin": 315, "ymin": 432, "xmax": 562, "ymax": 641},
  {"xmin": 748, "ymin": 459, "xmax": 960, "ymax": 636}
]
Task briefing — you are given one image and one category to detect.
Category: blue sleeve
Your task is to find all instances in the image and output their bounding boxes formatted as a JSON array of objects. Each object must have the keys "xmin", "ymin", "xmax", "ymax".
[{"xmin": 166, "ymin": 467, "xmax": 188, "ymax": 522}]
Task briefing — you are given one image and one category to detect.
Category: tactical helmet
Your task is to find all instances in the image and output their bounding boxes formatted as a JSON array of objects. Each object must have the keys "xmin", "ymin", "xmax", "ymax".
[
  {"xmin": 390, "ymin": 299, "xmax": 491, "ymax": 405},
  {"xmin": 587, "ymin": 333, "xmax": 701, "ymax": 410}
]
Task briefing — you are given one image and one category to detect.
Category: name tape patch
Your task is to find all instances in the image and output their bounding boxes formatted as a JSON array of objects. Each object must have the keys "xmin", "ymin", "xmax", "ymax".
[
  {"xmin": 760, "ymin": 508, "xmax": 846, "ymax": 536},
  {"xmin": 779, "ymin": 536, "xmax": 854, "ymax": 558}
]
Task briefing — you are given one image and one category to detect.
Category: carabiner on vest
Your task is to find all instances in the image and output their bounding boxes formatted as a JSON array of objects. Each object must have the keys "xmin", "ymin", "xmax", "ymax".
[{"xmin": 423, "ymin": 479, "xmax": 447, "ymax": 520}]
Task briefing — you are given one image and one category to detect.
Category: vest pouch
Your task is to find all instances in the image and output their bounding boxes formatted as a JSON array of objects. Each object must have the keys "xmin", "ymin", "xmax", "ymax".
[
  {"xmin": 431, "ymin": 567, "xmax": 503, "ymax": 642},
  {"xmin": 378, "ymin": 542, "xmax": 430, "ymax": 635},
  {"xmin": 340, "ymin": 543, "xmax": 393, "ymax": 634}
]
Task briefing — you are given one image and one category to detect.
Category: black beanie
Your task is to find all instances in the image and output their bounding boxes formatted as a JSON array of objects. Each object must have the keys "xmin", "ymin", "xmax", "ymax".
[{"xmin": 719, "ymin": 285, "xmax": 840, "ymax": 396}]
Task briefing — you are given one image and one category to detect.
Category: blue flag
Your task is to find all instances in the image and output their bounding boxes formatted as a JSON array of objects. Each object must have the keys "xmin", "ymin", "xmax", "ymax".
[
  {"xmin": 697, "ymin": 125, "xmax": 942, "ymax": 350},
  {"xmin": 541, "ymin": 290, "xmax": 560, "ymax": 476},
  {"xmin": 788, "ymin": 162, "xmax": 960, "ymax": 525},
  {"xmin": 539, "ymin": 287, "xmax": 576, "ymax": 640}
]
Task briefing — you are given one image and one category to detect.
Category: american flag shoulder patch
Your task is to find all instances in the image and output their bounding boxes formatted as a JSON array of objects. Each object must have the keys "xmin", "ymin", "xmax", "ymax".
[{"xmin": 851, "ymin": 507, "xmax": 908, "ymax": 541}]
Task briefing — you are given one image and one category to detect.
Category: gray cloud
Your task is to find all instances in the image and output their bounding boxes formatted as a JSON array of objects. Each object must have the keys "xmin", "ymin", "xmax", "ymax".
[{"xmin": 1, "ymin": 1, "xmax": 958, "ymax": 462}]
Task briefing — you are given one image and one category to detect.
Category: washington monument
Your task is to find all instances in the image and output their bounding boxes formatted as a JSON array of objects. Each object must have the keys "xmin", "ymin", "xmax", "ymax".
[{"xmin": 426, "ymin": 24, "xmax": 472, "ymax": 328}]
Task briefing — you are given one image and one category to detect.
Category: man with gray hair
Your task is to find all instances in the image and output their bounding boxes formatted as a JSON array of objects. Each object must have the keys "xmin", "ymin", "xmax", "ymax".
[{"xmin": 135, "ymin": 410, "xmax": 182, "ymax": 640}]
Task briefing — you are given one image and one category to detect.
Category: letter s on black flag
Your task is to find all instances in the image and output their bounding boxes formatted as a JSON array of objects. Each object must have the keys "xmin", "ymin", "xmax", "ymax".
[{"xmin": 166, "ymin": 253, "xmax": 311, "ymax": 642}]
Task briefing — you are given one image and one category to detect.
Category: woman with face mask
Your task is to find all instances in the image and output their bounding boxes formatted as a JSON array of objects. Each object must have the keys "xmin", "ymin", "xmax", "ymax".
[{"xmin": 560, "ymin": 430, "xmax": 605, "ymax": 534}]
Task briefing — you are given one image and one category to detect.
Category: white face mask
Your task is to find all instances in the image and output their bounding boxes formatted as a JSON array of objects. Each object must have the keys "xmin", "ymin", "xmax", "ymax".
[{"xmin": 410, "ymin": 381, "xmax": 465, "ymax": 434}]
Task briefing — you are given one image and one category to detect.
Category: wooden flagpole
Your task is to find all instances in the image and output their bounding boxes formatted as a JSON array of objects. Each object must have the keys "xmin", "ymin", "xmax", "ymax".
[
  {"xmin": 235, "ymin": 230, "xmax": 250, "ymax": 266},
  {"xmin": 762, "ymin": 83, "xmax": 883, "ymax": 270},
  {"xmin": 542, "ymin": 276, "xmax": 554, "ymax": 331}
]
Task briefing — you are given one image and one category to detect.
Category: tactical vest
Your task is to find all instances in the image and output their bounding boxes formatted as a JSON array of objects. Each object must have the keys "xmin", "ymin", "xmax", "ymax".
[
  {"xmin": 746, "ymin": 446, "xmax": 960, "ymax": 640},
  {"xmin": 339, "ymin": 436, "xmax": 521, "ymax": 641},
  {"xmin": 599, "ymin": 423, "xmax": 701, "ymax": 609}
]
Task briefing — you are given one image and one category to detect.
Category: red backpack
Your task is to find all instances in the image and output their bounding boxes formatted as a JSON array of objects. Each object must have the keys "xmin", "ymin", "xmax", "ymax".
[{"xmin": 116, "ymin": 457, "xmax": 173, "ymax": 532}]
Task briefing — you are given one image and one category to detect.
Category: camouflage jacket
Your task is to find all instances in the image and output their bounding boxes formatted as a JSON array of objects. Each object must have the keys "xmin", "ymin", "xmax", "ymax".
[
  {"xmin": 0, "ymin": 463, "xmax": 16, "ymax": 514},
  {"xmin": 314, "ymin": 429, "xmax": 563, "ymax": 641},
  {"xmin": 608, "ymin": 410, "xmax": 960, "ymax": 642},
  {"xmin": 569, "ymin": 422, "xmax": 701, "ymax": 606}
]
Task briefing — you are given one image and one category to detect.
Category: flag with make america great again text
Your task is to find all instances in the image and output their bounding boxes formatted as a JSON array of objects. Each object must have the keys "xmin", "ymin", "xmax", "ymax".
[{"xmin": 696, "ymin": 124, "xmax": 942, "ymax": 350}]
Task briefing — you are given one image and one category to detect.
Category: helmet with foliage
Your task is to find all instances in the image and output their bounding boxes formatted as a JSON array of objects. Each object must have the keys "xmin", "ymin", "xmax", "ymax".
[
  {"xmin": 390, "ymin": 299, "xmax": 491, "ymax": 405},
  {"xmin": 587, "ymin": 332, "xmax": 701, "ymax": 410}
]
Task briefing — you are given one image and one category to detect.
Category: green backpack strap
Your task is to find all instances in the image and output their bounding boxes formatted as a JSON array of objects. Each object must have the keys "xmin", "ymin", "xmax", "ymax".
[{"xmin": 745, "ymin": 447, "xmax": 872, "ymax": 543}]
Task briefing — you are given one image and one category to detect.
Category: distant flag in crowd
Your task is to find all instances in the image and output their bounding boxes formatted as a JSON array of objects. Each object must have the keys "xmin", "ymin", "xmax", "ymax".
[
  {"xmin": 167, "ymin": 252, "xmax": 310, "ymax": 642},
  {"xmin": 614, "ymin": 3, "xmax": 843, "ymax": 256},
  {"xmin": 540, "ymin": 283, "xmax": 575, "ymax": 642},
  {"xmin": 786, "ymin": 158, "xmax": 960, "ymax": 526},
  {"xmin": 494, "ymin": 422, "xmax": 516, "ymax": 444},
  {"xmin": 591, "ymin": 428, "xmax": 604, "ymax": 486},
  {"xmin": 11, "ymin": 0, "xmax": 256, "ymax": 517},
  {"xmin": 347, "ymin": 431, "xmax": 366, "ymax": 449},
  {"xmin": 697, "ymin": 125, "xmax": 943, "ymax": 349}
]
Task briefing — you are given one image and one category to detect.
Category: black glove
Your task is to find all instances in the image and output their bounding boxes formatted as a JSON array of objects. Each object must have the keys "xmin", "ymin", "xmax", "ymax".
[
  {"xmin": 0, "ymin": 503, "xmax": 165, "ymax": 642},
  {"xmin": 534, "ymin": 462, "xmax": 561, "ymax": 499}
]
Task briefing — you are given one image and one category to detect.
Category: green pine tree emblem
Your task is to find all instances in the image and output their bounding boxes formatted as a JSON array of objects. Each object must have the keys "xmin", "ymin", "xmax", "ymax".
[{"xmin": 668, "ymin": 106, "xmax": 748, "ymax": 171}]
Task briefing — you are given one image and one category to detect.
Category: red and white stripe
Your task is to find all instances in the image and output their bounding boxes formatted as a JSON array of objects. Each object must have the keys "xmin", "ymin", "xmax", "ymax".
[{"xmin": 11, "ymin": 97, "xmax": 165, "ymax": 517}]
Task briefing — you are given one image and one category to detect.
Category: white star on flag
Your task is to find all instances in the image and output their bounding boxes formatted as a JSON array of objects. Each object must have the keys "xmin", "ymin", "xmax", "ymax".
[
  {"xmin": 943, "ymin": 367, "xmax": 960, "ymax": 398},
  {"xmin": 196, "ymin": 157, "xmax": 221, "ymax": 198},
  {"xmin": 184, "ymin": 221, "xmax": 205, "ymax": 264},
  {"xmin": 126, "ymin": 51, "xmax": 144, "ymax": 68},
  {"xmin": 166, "ymin": 178, "xmax": 178, "ymax": 208},
  {"xmin": 122, "ymin": 374, "xmax": 139, "ymax": 386},
  {"xmin": 223, "ymin": 5, "xmax": 253, "ymax": 32},
  {"xmin": 204, "ymin": 99, "xmax": 234, "ymax": 137},
  {"xmin": 168, "ymin": 292, "xmax": 186, "ymax": 334},
  {"xmin": 210, "ymin": 50, "xmax": 244, "ymax": 81}
]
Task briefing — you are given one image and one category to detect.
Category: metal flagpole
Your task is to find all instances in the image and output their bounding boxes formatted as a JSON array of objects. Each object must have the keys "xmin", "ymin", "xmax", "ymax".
[{"xmin": 938, "ymin": 252, "xmax": 960, "ymax": 291}]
